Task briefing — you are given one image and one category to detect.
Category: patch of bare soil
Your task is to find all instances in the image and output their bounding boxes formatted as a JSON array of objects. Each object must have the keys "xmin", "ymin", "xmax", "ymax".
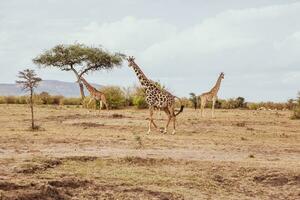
[
  {"xmin": 0, "ymin": 182, "xmax": 31, "ymax": 191},
  {"xmin": 15, "ymin": 157, "xmax": 99, "ymax": 174},
  {"xmin": 119, "ymin": 156, "xmax": 176, "ymax": 166},
  {"xmin": 71, "ymin": 122, "xmax": 105, "ymax": 128},
  {"xmin": 254, "ymin": 173, "xmax": 300, "ymax": 186},
  {"xmin": 0, "ymin": 183, "xmax": 69, "ymax": 200},
  {"xmin": 42, "ymin": 114, "xmax": 84, "ymax": 122},
  {"xmin": 63, "ymin": 156, "xmax": 98, "ymax": 162},
  {"xmin": 1, "ymin": 179, "xmax": 182, "ymax": 200},
  {"xmin": 121, "ymin": 187, "xmax": 184, "ymax": 200},
  {"xmin": 111, "ymin": 113, "xmax": 124, "ymax": 118},
  {"xmin": 87, "ymin": 184, "xmax": 184, "ymax": 200},
  {"xmin": 48, "ymin": 178, "xmax": 90, "ymax": 189},
  {"xmin": 16, "ymin": 159, "xmax": 62, "ymax": 174}
]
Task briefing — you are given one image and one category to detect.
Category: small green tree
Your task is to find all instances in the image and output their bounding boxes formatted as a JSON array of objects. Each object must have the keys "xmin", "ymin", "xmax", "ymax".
[
  {"xmin": 33, "ymin": 43, "xmax": 124, "ymax": 99},
  {"xmin": 287, "ymin": 98, "xmax": 296, "ymax": 110},
  {"xmin": 189, "ymin": 93, "xmax": 198, "ymax": 110},
  {"xmin": 100, "ymin": 86, "xmax": 126, "ymax": 109},
  {"xmin": 16, "ymin": 69, "xmax": 42, "ymax": 130},
  {"xmin": 292, "ymin": 92, "xmax": 300, "ymax": 119},
  {"xmin": 236, "ymin": 97, "xmax": 245, "ymax": 108}
]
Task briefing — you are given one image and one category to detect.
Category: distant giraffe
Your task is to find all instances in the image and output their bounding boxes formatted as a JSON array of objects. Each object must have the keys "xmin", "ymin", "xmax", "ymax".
[
  {"xmin": 80, "ymin": 77, "xmax": 108, "ymax": 111},
  {"xmin": 199, "ymin": 72, "xmax": 224, "ymax": 118},
  {"xmin": 127, "ymin": 56, "xmax": 184, "ymax": 134}
]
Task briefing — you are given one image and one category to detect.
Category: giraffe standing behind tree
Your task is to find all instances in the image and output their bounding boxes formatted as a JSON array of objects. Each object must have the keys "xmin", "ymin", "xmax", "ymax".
[
  {"xmin": 127, "ymin": 56, "xmax": 184, "ymax": 134},
  {"xmin": 199, "ymin": 72, "xmax": 225, "ymax": 118},
  {"xmin": 80, "ymin": 77, "xmax": 109, "ymax": 111}
]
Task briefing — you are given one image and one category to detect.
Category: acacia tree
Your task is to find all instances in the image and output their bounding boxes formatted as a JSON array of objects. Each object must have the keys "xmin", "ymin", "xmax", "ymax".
[
  {"xmin": 16, "ymin": 69, "xmax": 42, "ymax": 130},
  {"xmin": 33, "ymin": 44, "xmax": 124, "ymax": 99}
]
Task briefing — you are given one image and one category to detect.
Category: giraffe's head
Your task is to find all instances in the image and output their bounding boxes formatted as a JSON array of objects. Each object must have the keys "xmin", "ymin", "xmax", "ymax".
[
  {"xmin": 126, "ymin": 56, "xmax": 135, "ymax": 68},
  {"xmin": 220, "ymin": 72, "xmax": 225, "ymax": 79}
]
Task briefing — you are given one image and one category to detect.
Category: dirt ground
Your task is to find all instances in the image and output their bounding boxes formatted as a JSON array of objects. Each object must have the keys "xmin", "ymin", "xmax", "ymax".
[{"xmin": 0, "ymin": 104, "xmax": 299, "ymax": 200}]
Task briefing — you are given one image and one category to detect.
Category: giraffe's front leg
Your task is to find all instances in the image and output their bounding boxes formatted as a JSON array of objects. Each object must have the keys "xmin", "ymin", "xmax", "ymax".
[
  {"xmin": 87, "ymin": 98, "xmax": 94, "ymax": 114},
  {"xmin": 147, "ymin": 107, "xmax": 157, "ymax": 134},
  {"xmin": 99, "ymin": 100, "xmax": 103, "ymax": 112},
  {"xmin": 163, "ymin": 107, "xmax": 171, "ymax": 134},
  {"xmin": 212, "ymin": 97, "xmax": 216, "ymax": 118}
]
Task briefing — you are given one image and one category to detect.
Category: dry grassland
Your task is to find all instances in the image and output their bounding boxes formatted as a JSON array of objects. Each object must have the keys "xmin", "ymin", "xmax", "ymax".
[{"xmin": 0, "ymin": 105, "xmax": 299, "ymax": 199}]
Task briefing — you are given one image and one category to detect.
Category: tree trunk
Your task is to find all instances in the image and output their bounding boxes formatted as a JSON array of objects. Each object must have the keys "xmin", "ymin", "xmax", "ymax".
[
  {"xmin": 30, "ymin": 89, "xmax": 34, "ymax": 130},
  {"xmin": 70, "ymin": 67, "xmax": 85, "ymax": 100},
  {"xmin": 78, "ymin": 82, "xmax": 85, "ymax": 100}
]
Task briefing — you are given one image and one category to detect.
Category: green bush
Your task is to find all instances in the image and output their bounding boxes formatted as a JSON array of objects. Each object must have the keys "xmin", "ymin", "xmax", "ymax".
[
  {"xmin": 123, "ymin": 86, "xmax": 134, "ymax": 107},
  {"xmin": 132, "ymin": 87, "xmax": 148, "ymax": 109},
  {"xmin": 247, "ymin": 103, "xmax": 259, "ymax": 110},
  {"xmin": 101, "ymin": 86, "xmax": 126, "ymax": 109},
  {"xmin": 291, "ymin": 92, "xmax": 300, "ymax": 119},
  {"xmin": 292, "ymin": 106, "xmax": 300, "ymax": 119}
]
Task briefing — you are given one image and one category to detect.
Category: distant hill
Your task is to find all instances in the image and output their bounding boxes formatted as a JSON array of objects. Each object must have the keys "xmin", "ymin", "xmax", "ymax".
[{"xmin": 0, "ymin": 80, "xmax": 103, "ymax": 97}]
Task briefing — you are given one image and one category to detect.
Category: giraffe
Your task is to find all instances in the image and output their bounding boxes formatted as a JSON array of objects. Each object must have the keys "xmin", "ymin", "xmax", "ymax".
[
  {"xmin": 199, "ymin": 72, "xmax": 224, "ymax": 118},
  {"xmin": 79, "ymin": 77, "xmax": 109, "ymax": 111},
  {"xmin": 127, "ymin": 56, "xmax": 184, "ymax": 134}
]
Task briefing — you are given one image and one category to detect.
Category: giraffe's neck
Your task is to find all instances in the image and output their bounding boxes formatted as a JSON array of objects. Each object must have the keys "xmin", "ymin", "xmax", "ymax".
[
  {"xmin": 131, "ymin": 62, "xmax": 150, "ymax": 88},
  {"xmin": 81, "ymin": 78, "xmax": 97, "ymax": 94},
  {"xmin": 210, "ymin": 76, "xmax": 223, "ymax": 95}
]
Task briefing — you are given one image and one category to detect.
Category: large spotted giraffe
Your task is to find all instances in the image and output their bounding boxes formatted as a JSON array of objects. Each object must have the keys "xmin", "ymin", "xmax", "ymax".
[
  {"xmin": 199, "ymin": 72, "xmax": 224, "ymax": 118},
  {"xmin": 80, "ymin": 77, "xmax": 109, "ymax": 111},
  {"xmin": 127, "ymin": 56, "xmax": 184, "ymax": 134}
]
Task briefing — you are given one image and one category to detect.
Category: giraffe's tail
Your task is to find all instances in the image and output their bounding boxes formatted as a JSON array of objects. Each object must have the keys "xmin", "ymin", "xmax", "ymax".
[{"xmin": 174, "ymin": 96, "xmax": 184, "ymax": 116}]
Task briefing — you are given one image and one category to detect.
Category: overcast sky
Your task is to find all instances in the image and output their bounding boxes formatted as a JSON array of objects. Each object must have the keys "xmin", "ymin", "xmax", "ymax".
[{"xmin": 0, "ymin": 0, "xmax": 299, "ymax": 102}]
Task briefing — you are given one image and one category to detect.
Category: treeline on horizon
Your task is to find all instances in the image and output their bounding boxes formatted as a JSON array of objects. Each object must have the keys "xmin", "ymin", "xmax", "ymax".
[{"xmin": 0, "ymin": 86, "xmax": 298, "ymax": 111}]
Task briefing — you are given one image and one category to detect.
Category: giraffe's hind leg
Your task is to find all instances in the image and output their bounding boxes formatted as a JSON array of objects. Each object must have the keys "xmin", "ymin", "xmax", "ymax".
[
  {"xmin": 200, "ymin": 97, "xmax": 206, "ymax": 117},
  {"xmin": 170, "ymin": 106, "xmax": 176, "ymax": 135},
  {"xmin": 212, "ymin": 97, "xmax": 216, "ymax": 118}
]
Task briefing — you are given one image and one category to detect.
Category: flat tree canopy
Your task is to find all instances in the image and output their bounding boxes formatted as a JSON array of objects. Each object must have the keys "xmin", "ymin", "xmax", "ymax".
[{"xmin": 33, "ymin": 43, "xmax": 125, "ymax": 99}]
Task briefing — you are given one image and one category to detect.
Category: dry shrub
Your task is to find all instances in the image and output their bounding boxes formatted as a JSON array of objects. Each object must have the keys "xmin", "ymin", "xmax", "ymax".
[
  {"xmin": 82, "ymin": 96, "xmax": 97, "ymax": 109},
  {"xmin": 60, "ymin": 97, "xmax": 81, "ymax": 105}
]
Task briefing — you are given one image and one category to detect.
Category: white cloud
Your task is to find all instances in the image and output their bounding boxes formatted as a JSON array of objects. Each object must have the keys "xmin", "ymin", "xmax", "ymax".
[
  {"xmin": 70, "ymin": 16, "xmax": 177, "ymax": 54},
  {"xmin": 141, "ymin": 2, "xmax": 300, "ymax": 69}
]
